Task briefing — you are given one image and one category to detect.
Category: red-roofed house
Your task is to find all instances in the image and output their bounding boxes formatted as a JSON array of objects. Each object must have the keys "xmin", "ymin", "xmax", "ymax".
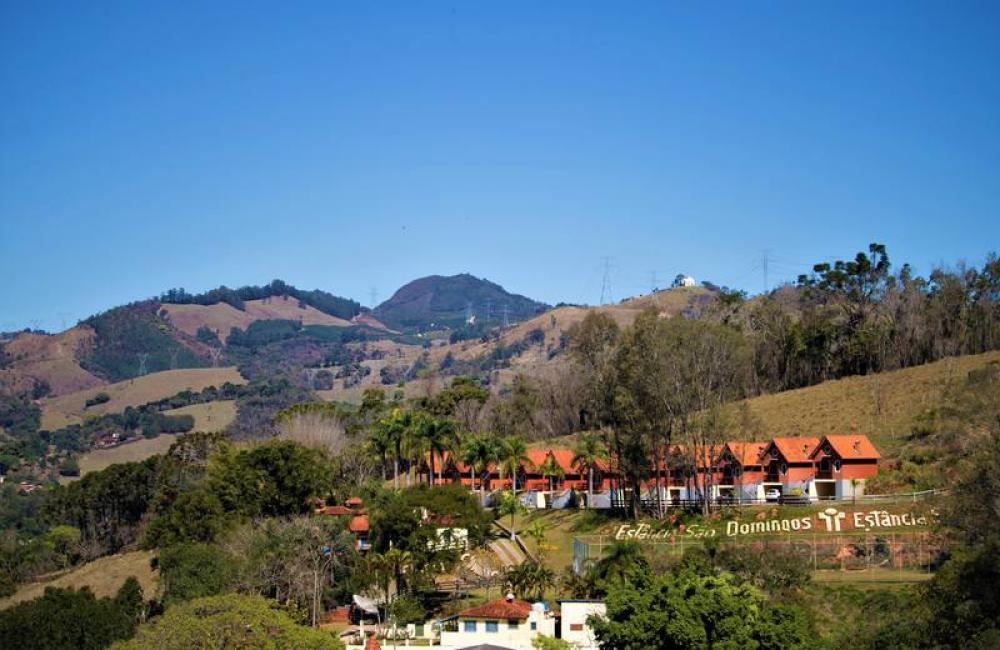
[
  {"xmin": 716, "ymin": 441, "xmax": 769, "ymax": 502},
  {"xmin": 808, "ymin": 435, "xmax": 880, "ymax": 499},
  {"xmin": 440, "ymin": 593, "xmax": 555, "ymax": 648}
]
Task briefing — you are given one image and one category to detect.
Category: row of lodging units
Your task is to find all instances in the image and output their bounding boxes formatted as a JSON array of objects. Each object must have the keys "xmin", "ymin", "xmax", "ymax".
[{"xmin": 418, "ymin": 434, "xmax": 881, "ymax": 506}]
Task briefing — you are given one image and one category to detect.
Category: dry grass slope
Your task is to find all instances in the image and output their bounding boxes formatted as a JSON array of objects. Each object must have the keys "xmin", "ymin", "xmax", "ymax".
[
  {"xmin": 67, "ymin": 434, "xmax": 179, "ymax": 480},
  {"xmin": 40, "ymin": 367, "xmax": 245, "ymax": 430},
  {"xmin": 739, "ymin": 350, "xmax": 1000, "ymax": 454},
  {"xmin": 161, "ymin": 400, "xmax": 237, "ymax": 432},
  {"xmin": 0, "ymin": 327, "xmax": 105, "ymax": 397},
  {"xmin": 0, "ymin": 550, "xmax": 158, "ymax": 610},
  {"xmin": 161, "ymin": 297, "xmax": 352, "ymax": 338}
]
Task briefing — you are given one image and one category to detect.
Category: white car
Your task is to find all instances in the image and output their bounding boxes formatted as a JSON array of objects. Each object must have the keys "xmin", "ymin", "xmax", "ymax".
[{"xmin": 764, "ymin": 488, "xmax": 782, "ymax": 502}]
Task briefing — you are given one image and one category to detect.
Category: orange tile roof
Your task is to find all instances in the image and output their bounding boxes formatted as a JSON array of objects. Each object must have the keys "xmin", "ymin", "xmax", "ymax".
[
  {"xmin": 811, "ymin": 435, "xmax": 881, "ymax": 460},
  {"xmin": 721, "ymin": 441, "xmax": 769, "ymax": 466},
  {"xmin": 349, "ymin": 515, "xmax": 370, "ymax": 533},
  {"xmin": 459, "ymin": 596, "xmax": 533, "ymax": 620},
  {"xmin": 365, "ymin": 632, "xmax": 381, "ymax": 650},
  {"xmin": 768, "ymin": 437, "xmax": 820, "ymax": 463},
  {"xmin": 316, "ymin": 505, "xmax": 355, "ymax": 516}
]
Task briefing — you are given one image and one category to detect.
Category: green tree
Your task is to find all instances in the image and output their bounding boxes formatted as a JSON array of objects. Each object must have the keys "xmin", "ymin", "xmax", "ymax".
[
  {"xmin": 591, "ymin": 568, "xmax": 807, "ymax": 650},
  {"xmin": 0, "ymin": 579, "xmax": 144, "ymax": 650},
  {"xmin": 158, "ymin": 543, "xmax": 236, "ymax": 605},
  {"xmin": 110, "ymin": 593, "xmax": 342, "ymax": 650}
]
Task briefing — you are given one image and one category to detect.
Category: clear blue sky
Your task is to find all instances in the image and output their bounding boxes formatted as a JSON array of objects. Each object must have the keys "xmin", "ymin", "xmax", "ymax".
[{"xmin": 2, "ymin": 2, "xmax": 998, "ymax": 332}]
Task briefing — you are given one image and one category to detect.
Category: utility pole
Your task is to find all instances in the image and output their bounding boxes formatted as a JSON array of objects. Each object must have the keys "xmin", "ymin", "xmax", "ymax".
[{"xmin": 600, "ymin": 257, "xmax": 613, "ymax": 305}]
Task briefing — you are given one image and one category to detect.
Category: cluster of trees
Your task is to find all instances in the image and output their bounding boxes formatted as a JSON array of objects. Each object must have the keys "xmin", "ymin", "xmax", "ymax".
[
  {"xmin": 159, "ymin": 279, "xmax": 361, "ymax": 320},
  {"xmin": 81, "ymin": 302, "xmax": 208, "ymax": 381},
  {"xmin": 0, "ymin": 578, "xmax": 145, "ymax": 650},
  {"xmin": 750, "ymin": 245, "xmax": 1000, "ymax": 391}
]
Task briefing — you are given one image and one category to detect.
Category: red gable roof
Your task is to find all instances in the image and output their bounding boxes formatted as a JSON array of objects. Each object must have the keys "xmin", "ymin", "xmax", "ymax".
[
  {"xmin": 721, "ymin": 441, "xmax": 769, "ymax": 466},
  {"xmin": 459, "ymin": 596, "xmax": 533, "ymax": 620},
  {"xmin": 767, "ymin": 437, "xmax": 820, "ymax": 463},
  {"xmin": 810, "ymin": 435, "xmax": 881, "ymax": 461},
  {"xmin": 316, "ymin": 505, "xmax": 355, "ymax": 516}
]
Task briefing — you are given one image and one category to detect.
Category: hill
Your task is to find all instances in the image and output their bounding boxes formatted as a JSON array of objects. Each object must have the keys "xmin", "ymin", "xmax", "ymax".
[
  {"xmin": 161, "ymin": 297, "xmax": 354, "ymax": 339},
  {"xmin": 0, "ymin": 550, "xmax": 158, "ymax": 610},
  {"xmin": 0, "ymin": 327, "xmax": 105, "ymax": 397},
  {"xmin": 736, "ymin": 350, "xmax": 1000, "ymax": 456},
  {"xmin": 374, "ymin": 273, "xmax": 549, "ymax": 331}
]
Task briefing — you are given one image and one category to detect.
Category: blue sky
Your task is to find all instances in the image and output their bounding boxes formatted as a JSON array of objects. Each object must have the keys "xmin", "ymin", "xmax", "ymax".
[{"xmin": 2, "ymin": 1, "xmax": 998, "ymax": 331}]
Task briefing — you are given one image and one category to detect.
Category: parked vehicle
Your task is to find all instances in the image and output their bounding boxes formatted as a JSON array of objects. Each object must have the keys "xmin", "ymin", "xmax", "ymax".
[{"xmin": 764, "ymin": 488, "xmax": 781, "ymax": 502}]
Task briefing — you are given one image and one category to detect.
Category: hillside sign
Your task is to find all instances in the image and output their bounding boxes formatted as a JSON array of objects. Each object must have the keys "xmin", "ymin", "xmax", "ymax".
[{"xmin": 613, "ymin": 507, "xmax": 935, "ymax": 541}]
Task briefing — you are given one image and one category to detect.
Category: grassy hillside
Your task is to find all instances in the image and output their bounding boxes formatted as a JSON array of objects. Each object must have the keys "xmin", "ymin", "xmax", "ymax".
[
  {"xmin": 0, "ymin": 327, "xmax": 105, "ymax": 396},
  {"xmin": 161, "ymin": 297, "xmax": 353, "ymax": 339},
  {"xmin": 737, "ymin": 350, "xmax": 1000, "ymax": 455},
  {"xmin": 161, "ymin": 400, "xmax": 237, "ymax": 432},
  {"xmin": 0, "ymin": 551, "xmax": 158, "ymax": 610},
  {"xmin": 67, "ymin": 434, "xmax": 179, "ymax": 480},
  {"xmin": 40, "ymin": 367, "xmax": 245, "ymax": 430}
]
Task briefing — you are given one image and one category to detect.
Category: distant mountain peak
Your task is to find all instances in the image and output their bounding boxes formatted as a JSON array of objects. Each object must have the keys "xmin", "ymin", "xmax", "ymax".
[{"xmin": 374, "ymin": 274, "xmax": 548, "ymax": 331}]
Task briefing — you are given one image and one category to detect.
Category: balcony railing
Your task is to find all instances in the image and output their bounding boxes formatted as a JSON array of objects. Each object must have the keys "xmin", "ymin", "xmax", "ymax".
[
  {"xmin": 816, "ymin": 470, "xmax": 834, "ymax": 480},
  {"xmin": 764, "ymin": 473, "xmax": 781, "ymax": 483}
]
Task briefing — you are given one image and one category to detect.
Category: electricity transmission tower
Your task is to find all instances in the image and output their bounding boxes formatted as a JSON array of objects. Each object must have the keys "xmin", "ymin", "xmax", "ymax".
[
  {"xmin": 484, "ymin": 300, "xmax": 493, "ymax": 326},
  {"xmin": 760, "ymin": 249, "xmax": 771, "ymax": 294},
  {"xmin": 368, "ymin": 287, "xmax": 378, "ymax": 309},
  {"xmin": 502, "ymin": 303, "xmax": 509, "ymax": 328},
  {"xmin": 137, "ymin": 353, "xmax": 149, "ymax": 376},
  {"xmin": 57, "ymin": 312, "xmax": 71, "ymax": 331},
  {"xmin": 599, "ymin": 257, "xmax": 613, "ymax": 305}
]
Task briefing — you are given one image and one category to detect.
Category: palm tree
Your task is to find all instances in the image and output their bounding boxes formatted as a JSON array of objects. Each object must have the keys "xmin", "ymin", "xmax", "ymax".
[
  {"xmin": 498, "ymin": 435, "xmax": 532, "ymax": 495},
  {"xmin": 462, "ymin": 434, "xmax": 501, "ymax": 504},
  {"xmin": 374, "ymin": 408, "xmax": 411, "ymax": 488},
  {"xmin": 496, "ymin": 488, "xmax": 526, "ymax": 542},
  {"xmin": 539, "ymin": 453, "xmax": 565, "ymax": 494},
  {"xmin": 365, "ymin": 425, "xmax": 392, "ymax": 482},
  {"xmin": 418, "ymin": 415, "xmax": 459, "ymax": 486},
  {"xmin": 572, "ymin": 433, "xmax": 609, "ymax": 507}
]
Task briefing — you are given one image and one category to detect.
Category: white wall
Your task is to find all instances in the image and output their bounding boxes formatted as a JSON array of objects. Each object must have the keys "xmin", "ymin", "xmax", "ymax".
[{"xmin": 560, "ymin": 601, "xmax": 605, "ymax": 650}]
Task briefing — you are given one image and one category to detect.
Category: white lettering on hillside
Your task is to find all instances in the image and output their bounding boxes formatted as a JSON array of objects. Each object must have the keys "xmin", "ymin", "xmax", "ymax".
[{"xmin": 611, "ymin": 508, "xmax": 934, "ymax": 541}]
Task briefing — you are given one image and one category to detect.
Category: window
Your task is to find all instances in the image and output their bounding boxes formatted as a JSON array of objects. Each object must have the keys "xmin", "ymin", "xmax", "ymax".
[
  {"xmin": 531, "ymin": 622, "xmax": 537, "ymax": 631},
  {"xmin": 485, "ymin": 620, "xmax": 499, "ymax": 633},
  {"xmin": 464, "ymin": 621, "xmax": 477, "ymax": 633},
  {"xmin": 508, "ymin": 619, "xmax": 519, "ymax": 629},
  {"xmin": 570, "ymin": 623, "xmax": 584, "ymax": 631},
  {"xmin": 415, "ymin": 624, "xmax": 424, "ymax": 636}
]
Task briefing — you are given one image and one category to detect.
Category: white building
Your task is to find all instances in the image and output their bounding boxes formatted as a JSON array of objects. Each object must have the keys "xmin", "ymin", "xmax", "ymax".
[
  {"xmin": 558, "ymin": 600, "xmax": 606, "ymax": 650},
  {"xmin": 672, "ymin": 274, "xmax": 697, "ymax": 288},
  {"xmin": 439, "ymin": 594, "xmax": 555, "ymax": 649}
]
